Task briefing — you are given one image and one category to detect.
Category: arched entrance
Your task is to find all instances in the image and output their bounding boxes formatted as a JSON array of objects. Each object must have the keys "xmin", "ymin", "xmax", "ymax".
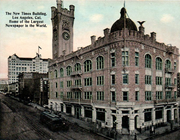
[{"xmin": 122, "ymin": 116, "xmax": 129, "ymax": 129}]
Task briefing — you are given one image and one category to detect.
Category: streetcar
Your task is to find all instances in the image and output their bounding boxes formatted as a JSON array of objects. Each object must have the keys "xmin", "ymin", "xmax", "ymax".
[{"xmin": 40, "ymin": 111, "xmax": 69, "ymax": 131}]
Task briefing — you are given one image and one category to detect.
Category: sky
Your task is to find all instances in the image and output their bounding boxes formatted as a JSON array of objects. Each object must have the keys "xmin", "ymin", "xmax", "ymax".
[{"xmin": 0, "ymin": 0, "xmax": 180, "ymax": 78}]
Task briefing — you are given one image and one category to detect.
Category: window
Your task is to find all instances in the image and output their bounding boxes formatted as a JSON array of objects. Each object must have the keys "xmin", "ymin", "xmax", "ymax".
[
  {"xmin": 156, "ymin": 57, "xmax": 162, "ymax": 70},
  {"xmin": 174, "ymin": 91, "xmax": 177, "ymax": 99},
  {"xmin": 67, "ymin": 80, "xmax": 72, "ymax": 87},
  {"xmin": 135, "ymin": 91, "xmax": 139, "ymax": 101},
  {"xmin": 96, "ymin": 108, "xmax": 105, "ymax": 122},
  {"xmin": 145, "ymin": 75, "xmax": 151, "ymax": 85},
  {"xmin": 60, "ymin": 92, "xmax": 63, "ymax": 98},
  {"xmin": 122, "ymin": 51, "xmax": 129, "ymax": 66},
  {"xmin": 67, "ymin": 92, "xmax": 72, "ymax": 99},
  {"xmin": 174, "ymin": 78, "xmax": 177, "ymax": 85},
  {"xmin": 123, "ymin": 92, "xmax": 128, "ymax": 101},
  {"xmin": 156, "ymin": 91, "xmax": 162, "ymax": 100},
  {"xmin": 166, "ymin": 91, "xmax": 171, "ymax": 99},
  {"xmin": 75, "ymin": 92, "xmax": 81, "ymax": 99},
  {"xmin": 60, "ymin": 81, "xmax": 63, "ymax": 88},
  {"xmin": 55, "ymin": 70, "xmax": 58, "ymax": 78},
  {"xmin": 155, "ymin": 108, "xmax": 163, "ymax": 120},
  {"xmin": 135, "ymin": 74, "xmax": 139, "ymax": 84},
  {"xmin": 74, "ymin": 63, "xmax": 81, "ymax": 71},
  {"xmin": 135, "ymin": 52, "xmax": 139, "ymax": 66},
  {"xmin": 123, "ymin": 74, "xmax": 128, "ymax": 84},
  {"xmin": 84, "ymin": 107, "xmax": 92, "ymax": 118},
  {"xmin": 174, "ymin": 62, "xmax": 177, "ymax": 70},
  {"xmin": 165, "ymin": 60, "xmax": 171, "ymax": 69},
  {"xmin": 144, "ymin": 109, "xmax": 152, "ymax": 122},
  {"xmin": 97, "ymin": 91, "xmax": 104, "ymax": 101},
  {"xmin": 111, "ymin": 91, "xmax": 116, "ymax": 102},
  {"xmin": 56, "ymin": 92, "xmax": 58, "ymax": 98},
  {"xmin": 165, "ymin": 78, "xmax": 171, "ymax": 86},
  {"xmin": 156, "ymin": 77, "xmax": 162, "ymax": 85},
  {"xmin": 56, "ymin": 82, "xmax": 58, "ymax": 88},
  {"xmin": 97, "ymin": 76, "xmax": 104, "ymax": 85},
  {"xmin": 75, "ymin": 79, "xmax": 81, "ymax": 86},
  {"xmin": 145, "ymin": 91, "xmax": 152, "ymax": 101},
  {"xmin": 96, "ymin": 56, "xmax": 104, "ymax": 70},
  {"xmin": 111, "ymin": 53, "xmax": 116, "ymax": 67},
  {"xmin": 111, "ymin": 75, "xmax": 115, "ymax": 85},
  {"xmin": 84, "ymin": 78, "xmax": 92, "ymax": 86},
  {"xmin": 84, "ymin": 92, "xmax": 92, "ymax": 100},
  {"xmin": 66, "ymin": 66, "xmax": 72, "ymax": 76},
  {"xmin": 60, "ymin": 68, "xmax": 64, "ymax": 77},
  {"xmin": 84, "ymin": 60, "xmax": 92, "ymax": 72},
  {"xmin": 145, "ymin": 54, "xmax": 151, "ymax": 68}
]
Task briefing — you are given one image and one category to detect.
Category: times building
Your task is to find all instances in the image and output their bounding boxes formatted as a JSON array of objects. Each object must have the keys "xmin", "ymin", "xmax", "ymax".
[{"xmin": 48, "ymin": 0, "xmax": 179, "ymax": 134}]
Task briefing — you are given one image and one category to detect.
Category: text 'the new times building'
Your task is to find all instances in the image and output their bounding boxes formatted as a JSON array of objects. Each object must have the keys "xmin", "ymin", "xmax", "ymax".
[{"xmin": 48, "ymin": 0, "xmax": 179, "ymax": 134}]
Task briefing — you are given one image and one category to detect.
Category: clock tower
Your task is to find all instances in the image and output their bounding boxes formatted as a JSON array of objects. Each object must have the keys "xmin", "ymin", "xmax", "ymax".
[{"xmin": 51, "ymin": 0, "xmax": 75, "ymax": 59}]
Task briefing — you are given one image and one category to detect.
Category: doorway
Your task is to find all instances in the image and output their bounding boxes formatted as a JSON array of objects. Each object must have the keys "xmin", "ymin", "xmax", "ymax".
[
  {"xmin": 122, "ymin": 116, "xmax": 129, "ymax": 129},
  {"xmin": 167, "ymin": 110, "xmax": 171, "ymax": 123},
  {"xmin": 75, "ymin": 106, "xmax": 81, "ymax": 119}
]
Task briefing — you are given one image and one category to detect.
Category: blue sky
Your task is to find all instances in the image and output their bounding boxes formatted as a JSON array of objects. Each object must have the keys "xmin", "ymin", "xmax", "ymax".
[{"xmin": 0, "ymin": 0, "xmax": 180, "ymax": 78}]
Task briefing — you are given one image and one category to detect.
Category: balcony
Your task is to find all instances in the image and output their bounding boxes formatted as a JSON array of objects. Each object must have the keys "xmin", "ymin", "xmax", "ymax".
[
  {"xmin": 165, "ymin": 68, "xmax": 174, "ymax": 74},
  {"xmin": 154, "ymin": 98, "xmax": 177, "ymax": 104},
  {"xmin": 71, "ymin": 70, "xmax": 82, "ymax": 76},
  {"xmin": 71, "ymin": 85, "xmax": 82, "ymax": 91},
  {"xmin": 63, "ymin": 97, "xmax": 92, "ymax": 104},
  {"xmin": 165, "ymin": 83, "xmax": 175, "ymax": 89}
]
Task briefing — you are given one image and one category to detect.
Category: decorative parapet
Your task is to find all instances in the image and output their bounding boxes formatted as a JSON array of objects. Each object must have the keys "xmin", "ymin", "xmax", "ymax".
[{"xmin": 166, "ymin": 46, "xmax": 175, "ymax": 54}]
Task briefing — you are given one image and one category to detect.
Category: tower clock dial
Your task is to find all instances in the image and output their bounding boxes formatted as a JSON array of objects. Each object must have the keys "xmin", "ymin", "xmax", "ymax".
[{"xmin": 62, "ymin": 32, "xmax": 70, "ymax": 40}]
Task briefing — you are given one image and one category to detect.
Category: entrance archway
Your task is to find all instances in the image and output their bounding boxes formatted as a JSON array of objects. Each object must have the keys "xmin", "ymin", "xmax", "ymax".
[{"xmin": 122, "ymin": 116, "xmax": 129, "ymax": 129}]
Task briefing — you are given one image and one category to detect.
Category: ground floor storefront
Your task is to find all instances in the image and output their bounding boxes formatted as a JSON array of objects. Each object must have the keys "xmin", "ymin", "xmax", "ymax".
[{"xmin": 48, "ymin": 99, "xmax": 179, "ymax": 135}]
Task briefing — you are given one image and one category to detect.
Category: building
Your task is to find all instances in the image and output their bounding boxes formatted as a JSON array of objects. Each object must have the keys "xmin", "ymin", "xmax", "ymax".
[
  {"xmin": 9, "ymin": 82, "xmax": 19, "ymax": 96},
  {"xmin": 48, "ymin": 1, "xmax": 179, "ymax": 135},
  {"xmin": 8, "ymin": 53, "xmax": 48, "ymax": 84},
  {"xmin": 18, "ymin": 72, "xmax": 49, "ymax": 105},
  {"xmin": 0, "ymin": 78, "xmax": 8, "ymax": 92}
]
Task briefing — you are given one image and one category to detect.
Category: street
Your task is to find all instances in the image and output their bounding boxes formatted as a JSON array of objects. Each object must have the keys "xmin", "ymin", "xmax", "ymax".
[{"xmin": 0, "ymin": 93, "xmax": 107, "ymax": 140}]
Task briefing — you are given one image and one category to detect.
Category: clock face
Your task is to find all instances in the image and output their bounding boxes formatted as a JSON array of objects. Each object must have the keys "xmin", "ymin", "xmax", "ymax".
[{"xmin": 62, "ymin": 32, "xmax": 70, "ymax": 40}]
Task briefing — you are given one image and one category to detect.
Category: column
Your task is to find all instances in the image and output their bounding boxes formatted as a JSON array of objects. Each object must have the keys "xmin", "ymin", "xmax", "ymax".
[
  {"xmin": 116, "ymin": 110, "xmax": 122, "ymax": 133},
  {"xmin": 72, "ymin": 105, "xmax": 75, "ymax": 116},
  {"xmin": 105, "ymin": 108, "xmax": 112, "ymax": 128},
  {"xmin": 92, "ymin": 106, "xmax": 96, "ymax": 122},
  {"xmin": 63, "ymin": 103, "xmax": 66, "ymax": 113},
  {"xmin": 81, "ymin": 106, "xmax": 85, "ymax": 118}
]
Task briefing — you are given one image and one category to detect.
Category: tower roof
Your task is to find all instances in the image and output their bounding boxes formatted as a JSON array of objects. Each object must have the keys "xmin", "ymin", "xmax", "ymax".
[{"xmin": 110, "ymin": 7, "xmax": 137, "ymax": 33}]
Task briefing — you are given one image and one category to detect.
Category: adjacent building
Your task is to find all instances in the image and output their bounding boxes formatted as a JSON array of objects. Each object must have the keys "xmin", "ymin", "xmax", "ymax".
[
  {"xmin": 0, "ymin": 78, "xmax": 8, "ymax": 92},
  {"xmin": 8, "ymin": 53, "xmax": 48, "ymax": 84},
  {"xmin": 48, "ymin": 1, "xmax": 179, "ymax": 134},
  {"xmin": 18, "ymin": 72, "xmax": 49, "ymax": 105}
]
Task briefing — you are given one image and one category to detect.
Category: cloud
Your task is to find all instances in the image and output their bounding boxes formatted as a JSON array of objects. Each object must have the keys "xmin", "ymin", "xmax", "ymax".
[
  {"xmin": 160, "ymin": 14, "xmax": 174, "ymax": 23},
  {"xmin": 89, "ymin": 14, "xmax": 103, "ymax": 23}
]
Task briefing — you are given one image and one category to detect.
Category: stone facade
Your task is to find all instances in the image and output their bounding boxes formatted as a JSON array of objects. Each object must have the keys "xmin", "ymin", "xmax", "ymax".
[{"xmin": 48, "ymin": 1, "xmax": 179, "ymax": 135}]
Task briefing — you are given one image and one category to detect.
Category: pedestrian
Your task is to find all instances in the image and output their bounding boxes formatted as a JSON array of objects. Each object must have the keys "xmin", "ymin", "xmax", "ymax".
[{"xmin": 134, "ymin": 133, "xmax": 137, "ymax": 140}]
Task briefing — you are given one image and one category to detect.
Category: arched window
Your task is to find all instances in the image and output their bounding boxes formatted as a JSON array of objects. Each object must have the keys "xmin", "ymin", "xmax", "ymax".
[
  {"xmin": 156, "ymin": 57, "xmax": 162, "ymax": 70},
  {"xmin": 145, "ymin": 54, "xmax": 152, "ymax": 68},
  {"xmin": 66, "ymin": 66, "xmax": 72, "ymax": 76},
  {"xmin": 96, "ymin": 56, "xmax": 104, "ymax": 70},
  {"xmin": 74, "ymin": 63, "xmax": 81, "ymax": 71},
  {"xmin": 165, "ymin": 60, "xmax": 171, "ymax": 69},
  {"xmin": 55, "ymin": 70, "xmax": 58, "ymax": 78},
  {"xmin": 60, "ymin": 68, "xmax": 64, "ymax": 77},
  {"xmin": 84, "ymin": 60, "xmax": 92, "ymax": 72}
]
